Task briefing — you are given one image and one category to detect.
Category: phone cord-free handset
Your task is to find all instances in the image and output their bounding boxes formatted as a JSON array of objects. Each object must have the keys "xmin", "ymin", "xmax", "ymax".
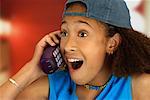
[{"xmin": 40, "ymin": 45, "xmax": 66, "ymax": 74}]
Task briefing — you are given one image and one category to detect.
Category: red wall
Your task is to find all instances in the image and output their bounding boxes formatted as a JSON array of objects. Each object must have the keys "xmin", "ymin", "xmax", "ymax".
[{"xmin": 1, "ymin": 0, "xmax": 66, "ymax": 75}]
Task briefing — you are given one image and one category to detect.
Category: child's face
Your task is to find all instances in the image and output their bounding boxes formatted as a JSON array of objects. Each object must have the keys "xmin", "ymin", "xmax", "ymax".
[{"xmin": 60, "ymin": 15, "xmax": 109, "ymax": 85}]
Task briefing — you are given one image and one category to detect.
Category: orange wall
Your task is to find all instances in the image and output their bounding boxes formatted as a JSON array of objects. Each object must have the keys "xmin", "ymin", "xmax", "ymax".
[{"xmin": 1, "ymin": 0, "xmax": 66, "ymax": 75}]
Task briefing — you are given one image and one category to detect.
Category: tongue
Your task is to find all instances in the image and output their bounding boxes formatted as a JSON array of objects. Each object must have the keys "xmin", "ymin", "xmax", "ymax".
[{"xmin": 71, "ymin": 61, "xmax": 83, "ymax": 70}]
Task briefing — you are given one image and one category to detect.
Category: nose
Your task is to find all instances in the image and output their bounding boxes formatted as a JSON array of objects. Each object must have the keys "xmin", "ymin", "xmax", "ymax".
[{"xmin": 64, "ymin": 37, "xmax": 77, "ymax": 53}]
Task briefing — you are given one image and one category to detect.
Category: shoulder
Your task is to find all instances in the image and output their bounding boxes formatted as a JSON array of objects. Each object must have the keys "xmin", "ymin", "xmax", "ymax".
[
  {"xmin": 132, "ymin": 73, "xmax": 150, "ymax": 100},
  {"xmin": 16, "ymin": 76, "xmax": 49, "ymax": 100}
]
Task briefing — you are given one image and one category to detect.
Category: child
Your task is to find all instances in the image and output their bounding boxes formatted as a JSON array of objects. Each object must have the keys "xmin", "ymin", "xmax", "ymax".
[{"xmin": 0, "ymin": 0, "xmax": 150, "ymax": 99}]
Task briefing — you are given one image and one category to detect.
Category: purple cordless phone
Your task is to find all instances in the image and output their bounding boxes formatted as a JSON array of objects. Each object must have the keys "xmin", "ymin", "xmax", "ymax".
[{"xmin": 40, "ymin": 45, "xmax": 66, "ymax": 74}]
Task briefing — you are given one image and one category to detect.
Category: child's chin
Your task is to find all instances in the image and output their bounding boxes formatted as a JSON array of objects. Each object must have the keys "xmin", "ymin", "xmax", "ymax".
[
  {"xmin": 74, "ymin": 80, "xmax": 88, "ymax": 85},
  {"xmin": 70, "ymin": 75, "xmax": 89, "ymax": 85}
]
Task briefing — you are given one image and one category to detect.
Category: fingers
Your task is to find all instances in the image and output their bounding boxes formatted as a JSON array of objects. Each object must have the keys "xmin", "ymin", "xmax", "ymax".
[
  {"xmin": 38, "ymin": 30, "xmax": 60, "ymax": 51},
  {"xmin": 48, "ymin": 30, "xmax": 61, "ymax": 46},
  {"xmin": 45, "ymin": 35, "xmax": 55, "ymax": 46},
  {"xmin": 33, "ymin": 30, "xmax": 61, "ymax": 61},
  {"xmin": 49, "ymin": 32, "xmax": 59, "ymax": 44},
  {"xmin": 38, "ymin": 30, "xmax": 61, "ymax": 48}
]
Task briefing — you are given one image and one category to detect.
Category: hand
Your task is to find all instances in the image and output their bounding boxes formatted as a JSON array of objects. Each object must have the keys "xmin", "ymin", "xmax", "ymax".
[{"xmin": 29, "ymin": 30, "xmax": 61, "ymax": 76}]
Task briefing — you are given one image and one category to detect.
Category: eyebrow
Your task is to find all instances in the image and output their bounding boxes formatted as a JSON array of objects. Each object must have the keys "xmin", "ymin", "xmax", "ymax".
[{"xmin": 61, "ymin": 20, "xmax": 93, "ymax": 28}]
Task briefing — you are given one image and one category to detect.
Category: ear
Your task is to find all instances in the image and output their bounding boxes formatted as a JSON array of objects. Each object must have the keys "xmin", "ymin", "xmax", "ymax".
[{"xmin": 106, "ymin": 33, "xmax": 122, "ymax": 54}]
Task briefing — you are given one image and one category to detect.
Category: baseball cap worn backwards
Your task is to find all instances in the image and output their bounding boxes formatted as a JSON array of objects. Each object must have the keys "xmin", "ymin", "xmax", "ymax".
[{"xmin": 63, "ymin": 0, "xmax": 132, "ymax": 29}]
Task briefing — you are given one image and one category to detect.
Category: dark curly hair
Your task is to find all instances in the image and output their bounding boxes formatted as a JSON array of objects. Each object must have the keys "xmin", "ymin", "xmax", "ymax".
[{"xmin": 106, "ymin": 25, "xmax": 150, "ymax": 77}]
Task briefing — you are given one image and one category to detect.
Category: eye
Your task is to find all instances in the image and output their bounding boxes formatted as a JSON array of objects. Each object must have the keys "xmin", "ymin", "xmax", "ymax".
[
  {"xmin": 60, "ymin": 31, "xmax": 68, "ymax": 37},
  {"xmin": 78, "ymin": 31, "xmax": 88, "ymax": 37}
]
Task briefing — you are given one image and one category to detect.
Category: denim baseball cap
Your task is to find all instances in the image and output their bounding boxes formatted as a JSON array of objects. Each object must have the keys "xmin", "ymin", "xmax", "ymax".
[{"xmin": 63, "ymin": 0, "xmax": 132, "ymax": 29}]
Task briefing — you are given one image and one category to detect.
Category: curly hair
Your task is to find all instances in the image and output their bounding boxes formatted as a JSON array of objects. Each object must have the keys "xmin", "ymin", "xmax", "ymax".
[{"xmin": 106, "ymin": 25, "xmax": 150, "ymax": 77}]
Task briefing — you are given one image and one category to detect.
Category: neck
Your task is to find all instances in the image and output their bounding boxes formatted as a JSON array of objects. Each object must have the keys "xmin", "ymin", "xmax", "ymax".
[
  {"xmin": 87, "ymin": 65, "xmax": 112, "ymax": 86},
  {"xmin": 76, "ymin": 66, "xmax": 112, "ymax": 99}
]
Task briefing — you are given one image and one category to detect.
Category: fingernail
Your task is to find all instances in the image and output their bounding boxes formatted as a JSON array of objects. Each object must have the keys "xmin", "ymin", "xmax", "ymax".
[{"xmin": 51, "ymin": 43, "xmax": 56, "ymax": 46}]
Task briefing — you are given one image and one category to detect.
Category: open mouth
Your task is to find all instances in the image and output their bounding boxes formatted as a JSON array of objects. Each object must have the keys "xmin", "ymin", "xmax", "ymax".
[{"xmin": 67, "ymin": 59, "xmax": 84, "ymax": 70}]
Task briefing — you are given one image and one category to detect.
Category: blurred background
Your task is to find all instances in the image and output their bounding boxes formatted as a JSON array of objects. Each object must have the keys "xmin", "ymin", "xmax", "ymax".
[{"xmin": 0, "ymin": 0, "xmax": 150, "ymax": 85}]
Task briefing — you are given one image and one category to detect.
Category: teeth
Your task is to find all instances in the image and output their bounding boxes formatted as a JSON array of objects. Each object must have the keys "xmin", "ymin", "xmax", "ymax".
[{"xmin": 68, "ymin": 59, "xmax": 82, "ymax": 62}]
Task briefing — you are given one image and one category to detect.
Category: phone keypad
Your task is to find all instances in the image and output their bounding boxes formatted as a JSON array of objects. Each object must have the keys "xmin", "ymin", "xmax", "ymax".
[{"xmin": 52, "ymin": 46, "xmax": 63, "ymax": 67}]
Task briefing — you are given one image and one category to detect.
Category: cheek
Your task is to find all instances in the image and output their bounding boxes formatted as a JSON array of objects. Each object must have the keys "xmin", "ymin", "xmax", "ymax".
[
  {"xmin": 77, "ymin": 41, "xmax": 107, "ymax": 83},
  {"xmin": 60, "ymin": 39, "xmax": 65, "ymax": 55},
  {"xmin": 81, "ymin": 37, "xmax": 107, "ymax": 69},
  {"xmin": 85, "ymin": 46, "xmax": 106, "ymax": 68}
]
